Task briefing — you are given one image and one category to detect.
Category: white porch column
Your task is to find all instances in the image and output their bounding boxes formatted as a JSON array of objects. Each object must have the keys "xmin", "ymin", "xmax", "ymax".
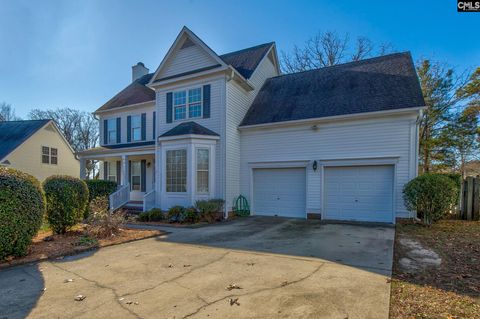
[
  {"xmin": 79, "ymin": 157, "xmax": 86, "ymax": 180},
  {"xmin": 121, "ymin": 155, "xmax": 129, "ymax": 186}
]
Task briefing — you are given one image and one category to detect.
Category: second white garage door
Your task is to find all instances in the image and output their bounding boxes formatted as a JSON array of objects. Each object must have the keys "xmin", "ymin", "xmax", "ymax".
[
  {"xmin": 253, "ymin": 168, "xmax": 306, "ymax": 218},
  {"xmin": 324, "ymin": 165, "xmax": 394, "ymax": 223}
]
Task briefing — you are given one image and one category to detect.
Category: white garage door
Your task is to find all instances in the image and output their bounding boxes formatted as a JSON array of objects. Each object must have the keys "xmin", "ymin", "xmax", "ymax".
[
  {"xmin": 324, "ymin": 165, "xmax": 394, "ymax": 223},
  {"xmin": 253, "ymin": 168, "xmax": 306, "ymax": 218}
]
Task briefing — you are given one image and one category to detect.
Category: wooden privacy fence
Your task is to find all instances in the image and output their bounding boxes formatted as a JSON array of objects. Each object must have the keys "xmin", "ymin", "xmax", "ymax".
[{"xmin": 459, "ymin": 176, "xmax": 480, "ymax": 221}]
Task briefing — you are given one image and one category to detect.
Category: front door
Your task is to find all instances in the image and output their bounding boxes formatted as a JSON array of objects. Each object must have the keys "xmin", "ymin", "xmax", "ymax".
[{"xmin": 130, "ymin": 161, "xmax": 142, "ymax": 200}]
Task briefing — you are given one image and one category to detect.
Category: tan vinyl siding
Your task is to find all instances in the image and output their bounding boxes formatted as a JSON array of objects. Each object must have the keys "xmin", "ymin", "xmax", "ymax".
[{"xmin": 4, "ymin": 123, "xmax": 79, "ymax": 181}]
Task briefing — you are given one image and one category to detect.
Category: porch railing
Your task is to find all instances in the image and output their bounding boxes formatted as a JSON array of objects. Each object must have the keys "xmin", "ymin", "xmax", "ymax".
[
  {"xmin": 143, "ymin": 189, "xmax": 156, "ymax": 212},
  {"xmin": 109, "ymin": 184, "xmax": 130, "ymax": 212}
]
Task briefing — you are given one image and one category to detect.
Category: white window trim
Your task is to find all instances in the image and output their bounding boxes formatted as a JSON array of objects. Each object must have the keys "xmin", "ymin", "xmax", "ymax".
[
  {"xmin": 107, "ymin": 118, "xmax": 117, "ymax": 144},
  {"xmin": 107, "ymin": 162, "xmax": 116, "ymax": 182},
  {"xmin": 173, "ymin": 87, "xmax": 202, "ymax": 122},
  {"xmin": 50, "ymin": 148, "xmax": 58, "ymax": 166},
  {"xmin": 165, "ymin": 148, "xmax": 188, "ymax": 193},
  {"xmin": 41, "ymin": 146, "xmax": 58, "ymax": 165},
  {"xmin": 131, "ymin": 160, "xmax": 142, "ymax": 192},
  {"xmin": 131, "ymin": 115, "xmax": 142, "ymax": 142},
  {"xmin": 195, "ymin": 147, "xmax": 210, "ymax": 194}
]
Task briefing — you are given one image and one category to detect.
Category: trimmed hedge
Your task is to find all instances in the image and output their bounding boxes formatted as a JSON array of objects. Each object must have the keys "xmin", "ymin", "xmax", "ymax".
[
  {"xmin": 0, "ymin": 167, "xmax": 45, "ymax": 259},
  {"xmin": 85, "ymin": 179, "xmax": 117, "ymax": 202},
  {"xmin": 403, "ymin": 173, "xmax": 458, "ymax": 224},
  {"xmin": 43, "ymin": 175, "xmax": 89, "ymax": 234}
]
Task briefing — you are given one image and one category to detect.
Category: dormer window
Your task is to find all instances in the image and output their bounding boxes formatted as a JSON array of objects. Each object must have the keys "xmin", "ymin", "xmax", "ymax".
[
  {"xmin": 131, "ymin": 115, "xmax": 141, "ymax": 141},
  {"xmin": 107, "ymin": 119, "xmax": 117, "ymax": 144},
  {"xmin": 173, "ymin": 88, "xmax": 202, "ymax": 121}
]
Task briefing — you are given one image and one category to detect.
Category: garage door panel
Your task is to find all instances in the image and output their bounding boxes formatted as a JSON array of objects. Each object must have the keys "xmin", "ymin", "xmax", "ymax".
[
  {"xmin": 324, "ymin": 165, "xmax": 394, "ymax": 223},
  {"xmin": 253, "ymin": 168, "xmax": 306, "ymax": 218}
]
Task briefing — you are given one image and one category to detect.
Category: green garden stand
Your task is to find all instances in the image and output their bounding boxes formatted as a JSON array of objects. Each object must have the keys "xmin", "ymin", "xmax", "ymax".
[{"xmin": 233, "ymin": 195, "xmax": 250, "ymax": 217}]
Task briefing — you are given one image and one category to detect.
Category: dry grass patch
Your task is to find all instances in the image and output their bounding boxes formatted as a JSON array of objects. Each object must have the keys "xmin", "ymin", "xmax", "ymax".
[
  {"xmin": 0, "ymin": 225, "xmax": 163, "ymax": 269},
  {"xmin": 390, "ymin": 220, "xmax": 480, "ymax": 318}
]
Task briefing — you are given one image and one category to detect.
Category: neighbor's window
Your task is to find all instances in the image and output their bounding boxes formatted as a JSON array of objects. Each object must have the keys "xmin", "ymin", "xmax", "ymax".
[
  {"xmin": 166, "ymin": 149, "xmax": 187, "ymax": 192},
  {"xmin": 196, "ymin": 149, "xmax": 209, "ymax": 193},
  {"xmin": 107, "ymin": 118, "xmax": 117, "ymax": 144},
  {"xmin": 108, "ymin": 162, "xmax": 116, "ymax": 182},
  {"xmin": 42, "ymin": 146, "xmax": 58, "ymax": 165},
  {"xmin": 131, "ymin": 115, "xmax": 141, "ymax": 141},
  {"xmin": 173, "ymin": 88, "xmax": 202, "ymax": 121},
  {"xmin": 42, "ymin": 146, "xmax": 50, "ymax": 164},
  {"xmin": 50, "ymin": 148, "xmax": 58, "ymax": 165},
  {"xmin": 131, "ymin": 161, "xmax": 141, "ymax": 191}
]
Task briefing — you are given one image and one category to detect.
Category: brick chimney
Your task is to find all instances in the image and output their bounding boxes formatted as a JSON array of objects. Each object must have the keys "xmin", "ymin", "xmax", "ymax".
[{"xmin": 132, "ymin": 62, "xmax": 149, "ymax": 82}]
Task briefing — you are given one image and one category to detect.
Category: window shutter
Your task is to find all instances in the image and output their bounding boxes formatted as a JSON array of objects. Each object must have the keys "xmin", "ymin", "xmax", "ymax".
[
  {"xmin": 152, "ymin": 111, "xmax": 156, "ymax": 139},
  {"xmin": 203, "ymin": 84, "xmax": 211, "ymax": 118},
  {"xmin": 166, "ymin": 92, "xmax": 173, "ymax": 123},
  {"xmin": 141, "ymin": 160, "xmax": 146, "ymax": 192},
  {"xmin": 116, "ymin": 117, "xmax": 121, "ymax": 143},
  {"xmin": 128, "ymin": 160, "xmax": 132, "ymax": 191},
  {"xmin": 116, "ymin": 161, "xmax": 121, "ymax": 185},
  {"xmin": 103, "ymin": 120, "xmax": 108, "ymax": 145},
  {"xmin": 103, "ymin": 161, "xmax": 108, "ymax": 180},
  {"xmin": 127, "ymin": 116, "xmax": 132, "ymax": 142},
  {"xmin": 141, "ymin": 113, "xmax": 146, "ymax": 141}
]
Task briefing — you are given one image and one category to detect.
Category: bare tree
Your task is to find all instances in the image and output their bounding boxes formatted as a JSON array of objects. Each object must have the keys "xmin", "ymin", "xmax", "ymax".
[
  {"xmin": 0, "ymin": 102, "xmax": 21, "ymax": 121},
  {"xmin": 281, "ymin": 30, "xmax": 396, "ymax": 73}
]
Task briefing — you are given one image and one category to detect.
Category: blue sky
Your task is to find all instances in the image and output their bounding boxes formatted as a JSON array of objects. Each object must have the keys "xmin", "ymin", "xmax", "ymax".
[{"xmin": 0, "ymin": 0, "xmax": 479, "ymax": 118}]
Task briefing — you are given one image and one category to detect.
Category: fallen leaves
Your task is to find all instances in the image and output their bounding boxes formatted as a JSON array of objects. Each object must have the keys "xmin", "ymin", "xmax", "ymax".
[
  {"xmin": 229, "ymin": 298, "xmax": 240, "ymax": 306},
  {"xmin": 74, "ymin": 295, "xmax": 86, "ymax": 301},
  {"xmin": 225, "ymin": 283, "xmax": 242, "ymax": 291}
]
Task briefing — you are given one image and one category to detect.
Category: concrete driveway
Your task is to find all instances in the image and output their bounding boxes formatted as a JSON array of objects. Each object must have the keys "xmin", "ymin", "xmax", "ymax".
[{"xmin": 0, "ymin": 217, "xmax": 394, "ymax": 319}]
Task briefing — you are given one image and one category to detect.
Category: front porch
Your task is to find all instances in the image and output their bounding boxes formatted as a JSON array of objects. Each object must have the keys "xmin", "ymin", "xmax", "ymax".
[{"xmin": 78, "ymin": 144, "xmax": 156, "ymax": 212}]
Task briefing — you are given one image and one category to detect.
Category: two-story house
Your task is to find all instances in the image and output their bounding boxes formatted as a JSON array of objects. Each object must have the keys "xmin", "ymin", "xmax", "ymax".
[{"xmin": 78, "ymin": 27, "xmax": 425, "ymax": 223}]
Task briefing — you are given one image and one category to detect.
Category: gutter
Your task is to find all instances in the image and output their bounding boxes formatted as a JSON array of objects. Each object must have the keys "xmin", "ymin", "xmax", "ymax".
[{"xmin": 238, "ymin": 106, "xmax": 427, "ymax": 131}]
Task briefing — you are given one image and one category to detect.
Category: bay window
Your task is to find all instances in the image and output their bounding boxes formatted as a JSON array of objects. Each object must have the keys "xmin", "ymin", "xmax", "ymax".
[
  {"xmin": 196, "ymin": 149, "xmax": 209, "ymax": 193},
  {"xmin": 166, "ymin": 149, "xmax": 187, "ymax": 192}
]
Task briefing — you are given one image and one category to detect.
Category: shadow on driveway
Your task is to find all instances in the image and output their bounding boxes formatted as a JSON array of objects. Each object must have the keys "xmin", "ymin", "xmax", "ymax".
[{"xmin": 141, "ymin": 216, "xmax": 395, "ymax": 276}]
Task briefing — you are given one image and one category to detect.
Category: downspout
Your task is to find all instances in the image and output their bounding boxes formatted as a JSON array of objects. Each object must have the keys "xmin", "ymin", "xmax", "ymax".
[{"xmin": 223, "ymin": 68, "xmax": 235, "ymax": 220}]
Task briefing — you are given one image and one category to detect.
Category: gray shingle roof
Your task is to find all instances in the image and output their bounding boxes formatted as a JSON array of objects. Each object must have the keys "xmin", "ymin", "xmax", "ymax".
[
  {"xmin": 160, "ymin": 121, "xmax": 219, "ymax": 138},
  {"xmin": 0, "ymin": 119, "xmax": 50, "ymax": 160},
  {"xmin": 220, "ymin": 42, "xmax": 274, "ymax": 79},
  {"xmin": 241, "ymin": 52, "xmax": 425, "ymax": 126},
  {"xmin": 96, "ymin": 73, "xmax": 155, "ymax": 112},
  {"xmin": 96, "ymin": 43, "xmax": 274, "ymax": 112}
]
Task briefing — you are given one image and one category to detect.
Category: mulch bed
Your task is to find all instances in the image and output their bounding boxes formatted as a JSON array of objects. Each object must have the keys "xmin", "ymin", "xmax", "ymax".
[
  {"xmin": 390, "ymin": 220, "xmax": 480, "ymax": 318},
  {"xmin": 0, "ymin": 225, "xmax": 164, "ymax": 269}
]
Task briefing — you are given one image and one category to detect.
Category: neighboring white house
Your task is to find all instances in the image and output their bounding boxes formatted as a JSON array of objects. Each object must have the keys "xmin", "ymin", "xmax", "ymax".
[
  {"xmin": 0, "ymin": 119, "xmax": 80, "ymax": 181},
  {"xmin": 78, "ymin": 27, "xmax": 425, "ymax": 223}
]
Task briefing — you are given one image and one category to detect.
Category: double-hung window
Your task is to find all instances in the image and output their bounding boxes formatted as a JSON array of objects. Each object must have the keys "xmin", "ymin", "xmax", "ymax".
[
  {"xmin": 166, "ymin": 149, "xmax": 187, "ymax": 192},
  {"xmin": 131, "ymin": 115, "xmax": 141, "ymax": 141},
  {"xmin": 173, "ymin": 88, "xmax": 202, "ymax": 121},
  {"xmin": 41, "ymin": 146, "xmax": 58, "ymax": 165},
  {"xmin": 107, "ymin": 162, "xmax": 116, "ymax": 182},
  {"xmin": 107, "ymin": 118, "xmax": 117, "ymax": 144},
  {"xmin": 196, "ymin": 149, "xmax": 209, "ymax": 193},
  {"xmin": 131, "ymin": 161, "xmax": 141, "ymax": 191}
]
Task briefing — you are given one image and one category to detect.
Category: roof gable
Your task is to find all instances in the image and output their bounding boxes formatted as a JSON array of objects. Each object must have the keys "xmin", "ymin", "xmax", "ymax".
[
  {"xmin": 0, "ymin": 120, "xmax": 50, "ymax": 160},
  {"xmin": 220, "ymin": 42, "xmax": 275, "ymax": 79},
  {"xmin": 149, "ymin": 27, "xmax": 227, "ymax": 84},
  {"xmin": 241, "ymin": 52, "xmax": 425, "ymax": 126}
]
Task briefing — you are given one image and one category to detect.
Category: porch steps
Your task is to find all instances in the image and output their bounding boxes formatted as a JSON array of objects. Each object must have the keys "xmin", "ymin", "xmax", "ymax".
[{"xmin": 121, "ymin": 201, "xmax": 144, "ymax": 215}]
